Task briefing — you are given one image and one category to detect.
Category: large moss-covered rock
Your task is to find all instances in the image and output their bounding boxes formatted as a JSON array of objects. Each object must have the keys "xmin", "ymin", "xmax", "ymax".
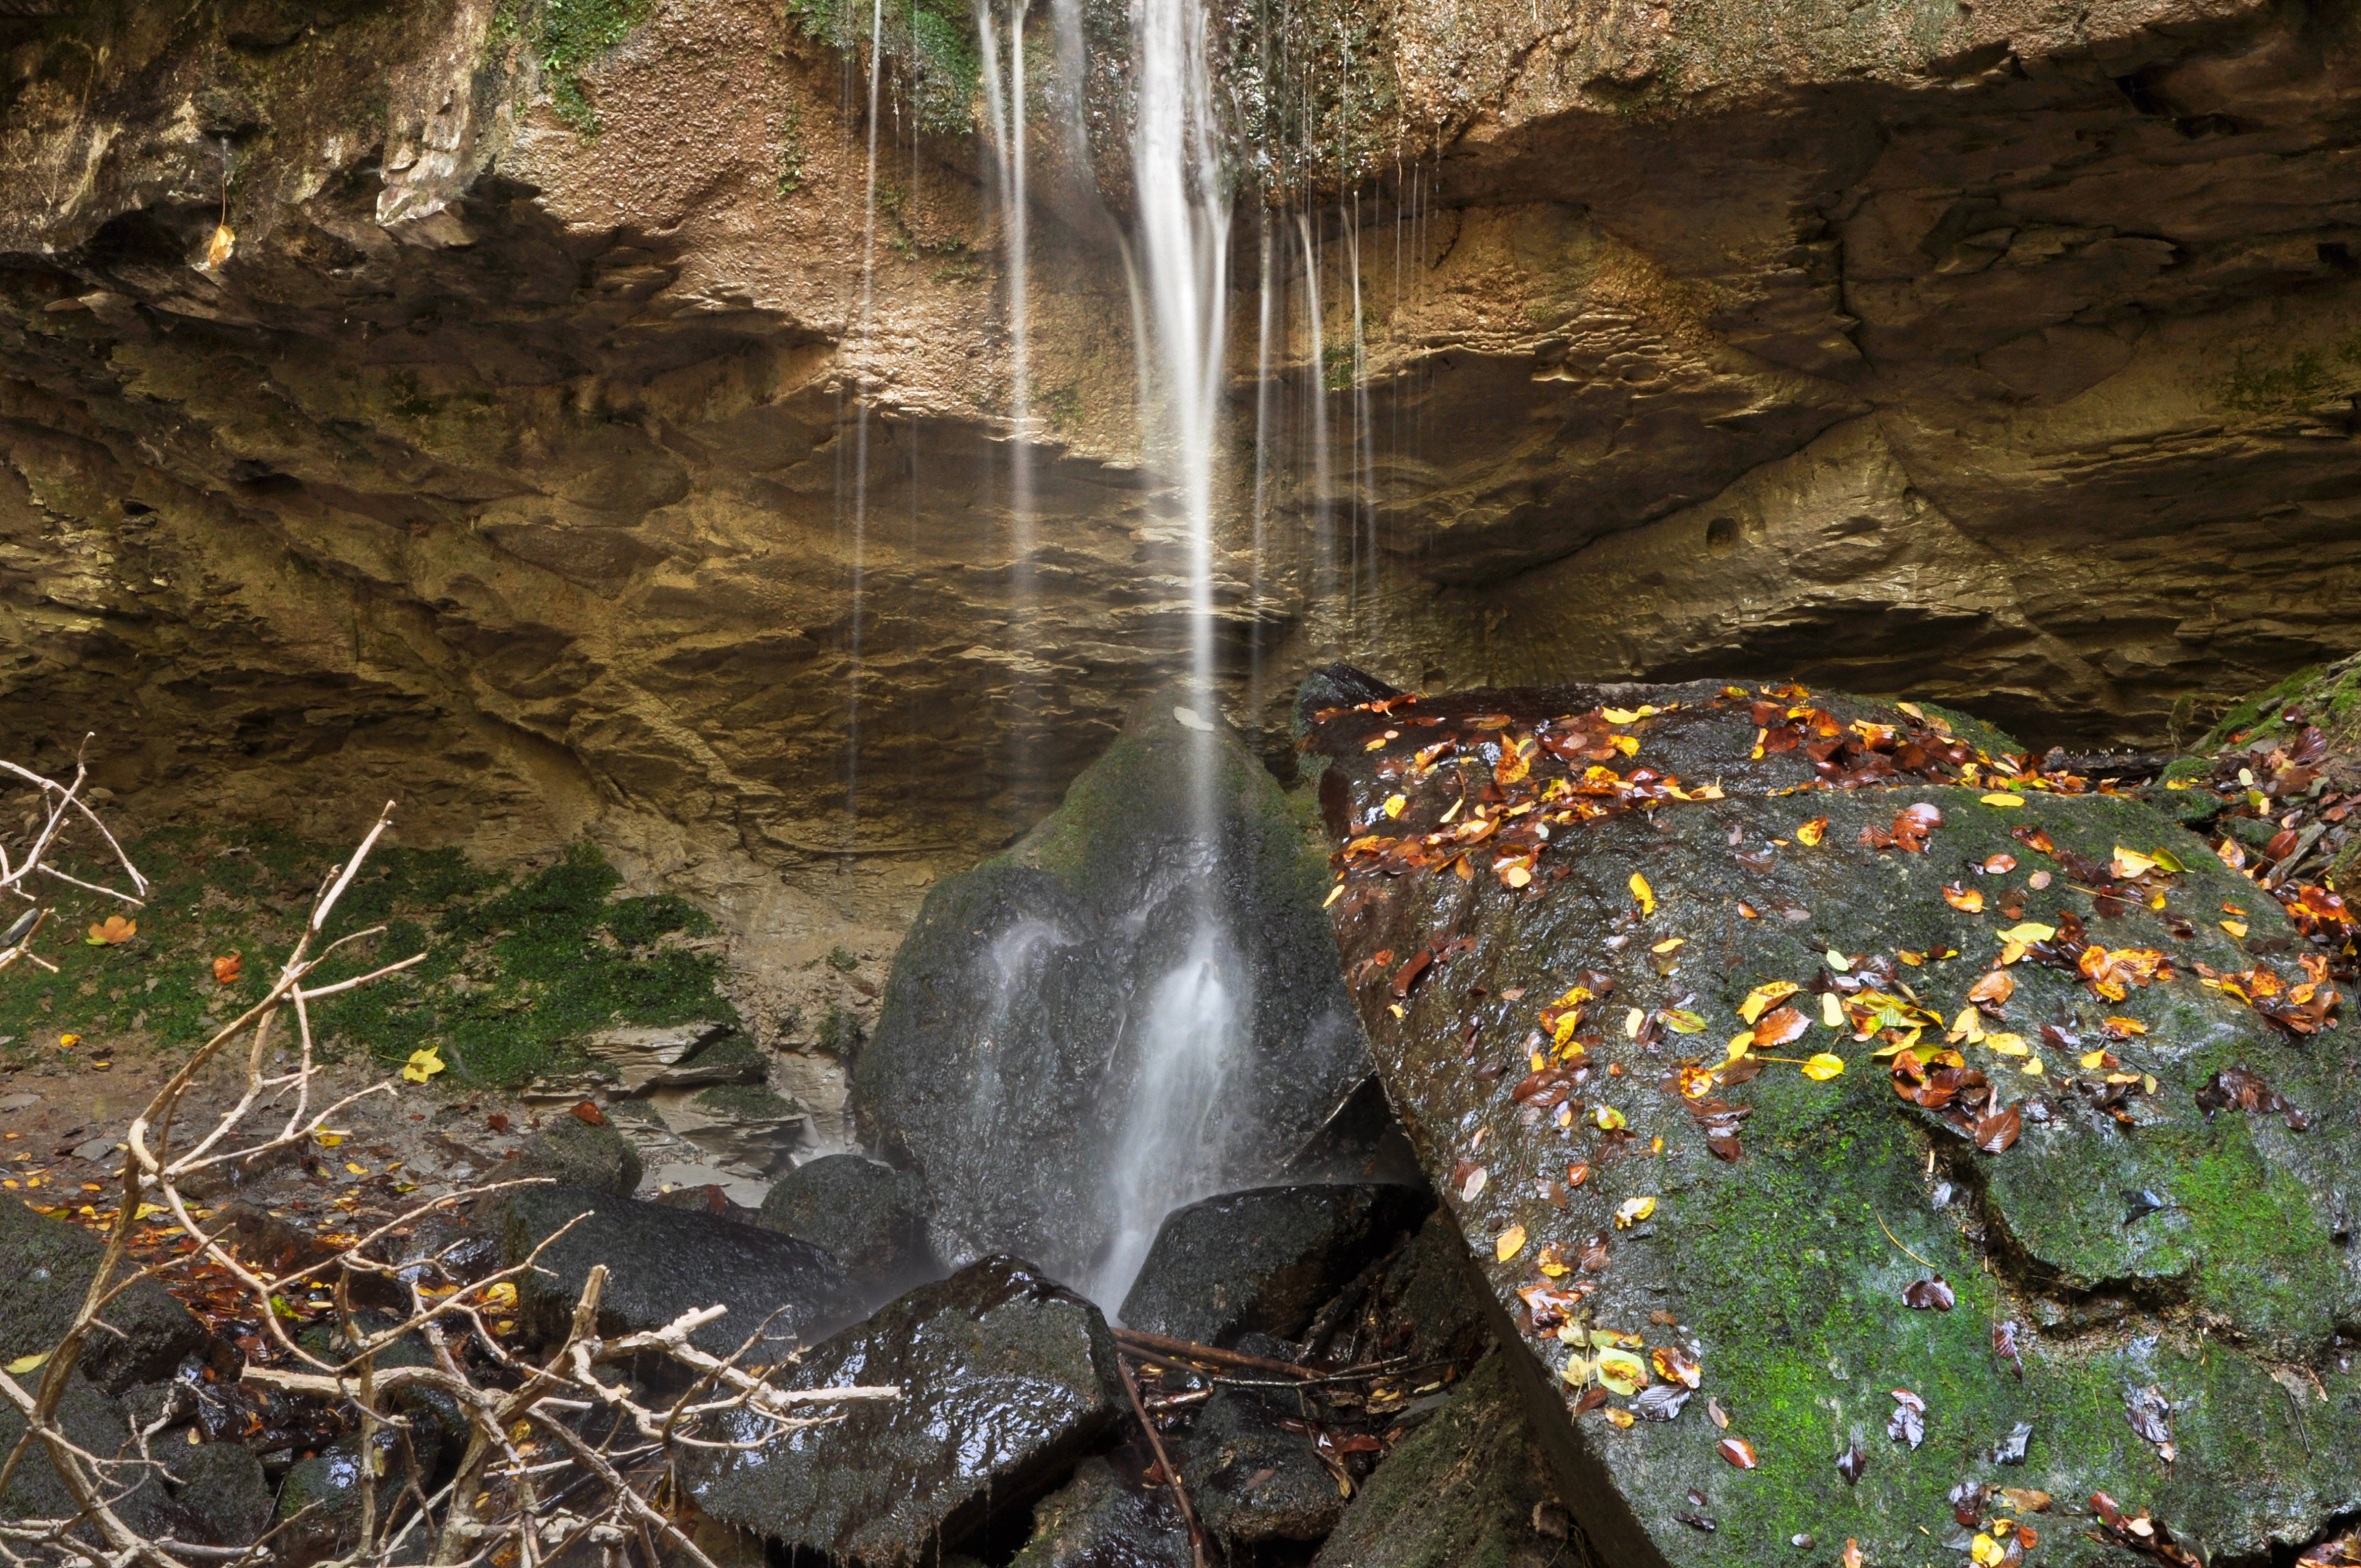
[
  {"xmin": 756, "ymin": 1154, "xmax": 932, "ymax": 1294},
  {"xmin": 0, "ymin": 1197, "xmax": 210, "ymax": 1393},
  {"xmin": 855, "ymin": 696, "xmax": 1370, "ymax": 1298},
  {"xmin": 689, "ymin": 1257, "xmax": 1125, "ymax": 1566},
  {"xmin": 1308, "ymin": 672, "xmax": 2361, "ymax": 1564},
  {"xmin": 1008, "ymin": 1457, "xmax": 1191, "ymax": 1568},
  {"xmin": 510, "ymin": 1114, "xmax": 645, "ymax": 1198}
]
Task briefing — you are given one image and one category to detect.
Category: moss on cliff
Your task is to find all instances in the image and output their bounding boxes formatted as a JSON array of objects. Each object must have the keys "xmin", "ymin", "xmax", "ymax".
[{"xmin": 0, "ymin": 834, "xmax": 735, "ymax": 1088}]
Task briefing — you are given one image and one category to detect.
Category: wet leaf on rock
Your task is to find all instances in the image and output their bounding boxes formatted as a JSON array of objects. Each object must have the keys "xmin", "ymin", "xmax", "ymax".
[
  {"xmin": 1888, "ymin": 1388, "xmax": 1926, "ymax": 1449},
  {"xmin": 1837, "ymin": 1440, "xmax": 1867, "ymax": 1483},
  {"xmin": 2125, "ymin": 1386, "xmax": 2175, "ymax": 1461},
  {"xmin": 1991, "ymin": 1420, "xmax": 2034, "ymax": 1465},
  {"xmin": 1715, "ymin": 1436, "xmax": 1758, "ymax": 1470},
  {"xmin": 1633, "ymin": 1384, "xmax": 1691, "ymax": 1422},
  {"xmin": 2121, "ymin": 1189, "xmax": 2174, "ymax": 1226},
  {"xmin": 1974, "ymin": 1102, "xmax": 2023, "ymax": 1154},
  {"xmin": 1903, "ymin": 1277, "xmax": 1956, "ymax": 1311}
]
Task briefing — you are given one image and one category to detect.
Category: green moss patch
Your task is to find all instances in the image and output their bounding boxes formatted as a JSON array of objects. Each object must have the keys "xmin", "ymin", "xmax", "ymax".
[{"xmin": 0, "ymin": 831, "xmax": 734, "ymax": 1088}]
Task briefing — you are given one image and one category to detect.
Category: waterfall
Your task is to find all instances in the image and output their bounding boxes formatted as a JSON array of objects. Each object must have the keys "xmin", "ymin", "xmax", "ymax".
[
  {"xmin": 975, "ymin": 0, "xmax": 1037, "ymax": 783},
  {"xmin": 1090, "ymin": 0, "xmax": 1243, "ymax": 1314}
]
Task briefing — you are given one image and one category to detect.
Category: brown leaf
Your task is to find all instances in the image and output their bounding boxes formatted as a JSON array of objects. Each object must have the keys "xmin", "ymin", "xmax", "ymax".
[
  {"xmin": 1974, "ymin": 1101, "xmax": 2023, "ymax": 1154},
  {"xmin": 570, "ymin": 1101, "xmax": 608, "ymax": 1127},
  {"xmin": 1752, "ymin": 1005, "xmax": 1809, "ymax": 1049},
  {"xmin": 1715, "ymin": 1436, "xmax": 1758, "ymax": 1469},
  {"xmin": 1968, "ymin": 970, "xmax": 2015, "ymax": 1009},
  {"xmin": 1902, "ymin": 1277, "xmax": 1956, "ymax": 1311}
]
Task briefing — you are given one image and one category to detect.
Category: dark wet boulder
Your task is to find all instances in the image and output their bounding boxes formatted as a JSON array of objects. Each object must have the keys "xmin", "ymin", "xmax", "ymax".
[
  {"xmin": 163, "ymin": 1441, "xmax": 274, "ymax": 1546},
  {"xmin": 496, "ymin": 1186, "xmax": 848, "ymax": 1356},
  {"xmin": 1310, "ymin": 1354, "xmax": 1570, "ymax": 1568},
  {"xmin": 690, "ymin": 1257, "xmax": 1124, "ymax": 1566},
  {"xmin": 1009, "ymin": 1457, "xmax": 1191, "ymax": 1568},
  {"xmin": 1119, "ymin": 1183, "xmax": 1430, "ymax": 1347},
  {"xmin": 854, "ymin": 694, "xmax": 1371, "ymax": 1296},
  {"xmin": 757, "ymin": 1154, "xmax": 931, "ymax": 1293},
  {"xmin": 0, "ymin": 1375, "xmax": 192, "ymax": 1537},
  {"xmin": 1182, "ymin": 1386, "xmax": 1346, "ymax": 1546},
  {"xmin": 510, "ymin": 1112, "xmax": 643, "ymax": 1197},
  {"xmin": 1308, "ymin": 671, "xmax": 2361, "ymax": 1567},
  {"xmin": 1326, "ymin": 1208, "xmax": 1494, "ymax": 1373},
  {"xmin": 0, "ymin": 1197, "xmax": 210, "ymax": 1393}
]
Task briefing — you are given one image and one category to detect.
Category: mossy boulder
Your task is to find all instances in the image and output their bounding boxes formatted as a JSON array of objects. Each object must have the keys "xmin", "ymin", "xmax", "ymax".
[
  {"xmin": 1308, "ymin": 672, "xmax": 2361, "ymax": 1564},
  {"xmin": 757, "ymin": 1154, "xmax": 932, "ymax": 1294},
  {"xmin": 1008, "ymin": 1456, "xmax": 1191, "ymax": 1568},
  {"xmin": 511, "ymin": 1113, "xmax": 643, "ymax": 1197},
  {"xmin": 0, "ymin": 1198, "xmax": 211, "ymax": 1393},
  {"xmin": 855, "ymin": 693, "xmax": 1371, "ymax": 1294}
]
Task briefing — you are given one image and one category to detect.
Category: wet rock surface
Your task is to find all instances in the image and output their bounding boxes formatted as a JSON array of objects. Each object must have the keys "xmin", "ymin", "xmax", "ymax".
[
  {"xmin": 690, "ymin": 1257, "xmax": 1124, "ymax": 1567},
  {"xmin": 1308, "ymin": 671, "xmax": 2361, "ymax": 1564},
  {"xmin": 0, "ymin": 1196, "xmax": 210, "ymax": 1393},
  {"xmin": 756, "ymin": 1153, "xmax": 932, "ymax": 1294},
  {"xmin": 497, "ymin": 1185, "xmax": 849, "ymax": 1356},
  {"xmin": 1119, "ymin": 1183, "xmax": 1431, "ymax": 1347},
  {"xmin": 1008, "ymin": 1457, "xmax": 1192, "ymax": 1568},
  {"xmin": 1183, "ymin": 1386, "xmax": 1349, "ymax": 1546},
  {"xmin": 856, "ymin": 697, "xmax": 1370, "ymax": 1290},
  {"xmin": 0, "ymin": 1375, "xmax": 192, "ymax": 1538},
  {"xmin": 1310, "ymin": 1354, "xmax": 1569, "ymax": 1568},
  {"xmin": 510, "ymin": 1113, "xmax": 644, "ymax": 1198},
  {"xmin": 162, "ymin": 1441, "xmax": 275, "ymax": 1548}
]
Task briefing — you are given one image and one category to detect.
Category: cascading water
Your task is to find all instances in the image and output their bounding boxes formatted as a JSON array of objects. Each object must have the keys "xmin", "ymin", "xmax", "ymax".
[
  {"xmin": 1086, "ymin": 0, "xmax": 1244, "ymax": 1313},
  {"xmin": 975, "ymin": 0, "xmax": 1037, "ymax": 783}
]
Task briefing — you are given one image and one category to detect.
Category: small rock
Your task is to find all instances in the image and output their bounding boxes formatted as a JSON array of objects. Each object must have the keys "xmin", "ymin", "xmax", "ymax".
[
  {"xmin": 0, "ymin": 1092, "xmax": 39, "ymax": 1112},
  {"xmin": 1120, "ymin": 1183, "xmax": 1431, "ymax": 1347},
  {"xmin": 757, "ymin": 1154, "xmax": 931, "ymax": 1293},
  {"xmin": 584, "ymin": 1022, "xmax": 760, "ymax": 1092},
  {"xmin": 497, "ymin": 1186, "xmax": 850, "ymax": 1357},
  {"xmin": 691, "ymin": 1257, "xmax": 1125, "ymax": 1566},
  {"xmin": 69, "ymin": 1137, "xmax": 117, "ymax": 1163},
  {"xmin": 1186, "ymin": 1385, "xmax": 1348, "ymax": 1545},
  {"xmin": 1009, "ymin": 1456, "xmax": 1190, "ymax": 1568},
  {"xmin": 0, "ymin": 1197, "xmax": 210, "ymax": 1392},
  {"xmin": 163, "ymin": 1440, "xmax": 273, "ymax": 1546},
  {"xmin": 510, "ymin": 1112, "xmax": 643, "ymax": 1197}
]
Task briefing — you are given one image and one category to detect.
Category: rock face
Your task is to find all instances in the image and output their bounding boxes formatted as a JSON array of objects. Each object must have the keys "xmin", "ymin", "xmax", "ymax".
[
  {"xmin": 497, "ymin": 1185, "xmax": 849, "ymax": 1355},
  {"xmin": 854, "ymin": 697, "xmax": 1369, "ymax": 1298},
  {"xmin": 1009, "ymin": 1458, "xmax": 1192, "ymax": 1568},
  {"xmin": 1118, "ymin": 1183, "xmax": 1430, "ymax": 1345},
  {"xmin": 510, "ymin": 1113, "xmax": 644, "ymax": 1198},
  {"xmin": 0, "ymin": 1197, "xmax": 210, "ymax": 1393},
  {"xmin": 1307, "ymin": 672, "xmax": 2361, "ymax": 1564},
  {"xmin": 6, "ymin": 0, "xmax": 2361, "ymax": 928},
  {"xmin": 1311, "ymin": 1354, "xmax": 1569, "ymax": 1568},
  {"xmin": 690, "ymin": 1257, "xmax": 1125, "ymax": 1567},
  {"xmin": 756, "ymin": 1154, "xmax": 932, "ymax": 1294}
]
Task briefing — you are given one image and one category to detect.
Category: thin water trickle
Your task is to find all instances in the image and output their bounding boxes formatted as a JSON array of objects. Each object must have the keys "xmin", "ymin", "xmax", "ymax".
[
  {"xmin": 976, "ymin": 0, "xmax": 1036, "ymax": 792},
  {"xmin": 840, "ymin": 0, "xmax": 890, "ymax": 843},
  {"xmin": 1296, "ymin": 211, "xmax": 1332, "ymax": 618}
]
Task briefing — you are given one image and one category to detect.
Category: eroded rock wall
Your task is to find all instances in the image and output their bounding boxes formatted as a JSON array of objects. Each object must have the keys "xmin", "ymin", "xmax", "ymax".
[{"xmin": 2, "ymin": 0, "xmax": 2359, "ymax": 938}]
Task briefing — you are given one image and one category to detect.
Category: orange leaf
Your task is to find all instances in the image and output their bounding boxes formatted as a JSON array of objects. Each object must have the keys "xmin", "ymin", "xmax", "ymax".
[
  {"xmin": 1752, "ymin": 1005, "xmax": 1809, "ymax": 1049},
  {"xmin": 212, "ymin": 953, "xmax": 243, "ymax": 985},
  {"xmin": 1942, "ymin": 883, "xmax": 1984, "ymax": 914}
]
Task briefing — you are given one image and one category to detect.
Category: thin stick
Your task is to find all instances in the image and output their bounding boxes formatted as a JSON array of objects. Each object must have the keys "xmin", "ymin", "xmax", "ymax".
[
  {"xmin": 1875, "ymin": 1210, "xmax": 1939, "ymax": 1272},
  {"xmin": 1111, "ymin": 1328, "xmax": 1321, "ymax": 1379},
  {"xmin": 1116, "ymin": 1352, "xmax": 1206, "ymax": 1568}
]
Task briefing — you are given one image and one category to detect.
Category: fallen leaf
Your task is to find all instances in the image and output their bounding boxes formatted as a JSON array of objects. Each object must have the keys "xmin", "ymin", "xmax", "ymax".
[
  {"xmin": 1495, "ymin": 1225, "xmax": 1528, "ymax": 1262},
  {"xmin": 1716, "ymin": 1436, "xmax": 1759, "ymax": 1470},
  {"xmin": 1981, "ymin": 793, "xmax": 2026, "ymax": 808},
  {"xmin": 5, "ymin": 1350, "xmax": 51, "ymax": 1375},
  {"xmin": 1903, "ymin": 1277, "xmax": 1956, "ymax": 1311},
  {"xmin": 1996, "ymin": 922, "xmax": 2056, "ymax": 944},
  {"xmin": 85, "ymin": 915, "xmax": 136, "ymax": 946},
  {"xmin": 1998, "ymin": 1487, "xmax": 2053, "ymax": 1514},
  {"xmin": 1596, "ymin": 1348, "xmax": 1649, "ymax": 1396},
  {"xmin": 1754, "ymin": 1006, "xmax": 1809, "ymax": 1049},
  {"xmin": 2221, "ymin": 919, "xmax": 2248, "ymax": 938},
  {"xmin": 1968, "ymin": 971, "xmax": 2015, "ymax": 1008},
  {"xmin": 1837, "ymin": 1440, "xmax": 1867, "ymax": 1483},
  {"xmin": 1842, "ymin": 1541, "xmax": 1863, "ymax": 1568},
  {"xmin": 1888, "ymin": 1388, "xmax": 1926, "ymax": 1449},
  {"xmin": 1983, "ymin": 853, "xmax": 2018, "ymax": 874},
  {"xmin": 1739, "ymin": 980, "xmax": 1801, "ymax": 1024},
  {"xmin": 1652, "ymin": 1345, "xmax": 1702, "ymax": 1388},
  {"xmin": 1974, "ymin": 1102, "xmax": 2023, "ymax": 1154},
  {"xmin": 1795, "ymin": 817, "xmax": 1828, "ymax": 847},
  {"xmin": 1383, "ymin": 793, "xmax": 1407, "ymax": 819},
  {"xmin": 401, "ymin": 1048, "xmax": 446, "ymax": 1084},
  {"xmin": 1944, "ymin": 883, "xmax": 1985, "ymax": 913},
  {"xmin": 1614, "ymin": 1196, "xmax": 1658, "ymax": 1228},
  {"xmin": 570, "ymin": 1100, "xmax": 607, "ymax": 1126},
  {"xmin": 1630, "ymin": 873, "xmax": 1656, "ymax": 916},
  {"xmin": 1802, "ymin": 1053, "xmax": 1846, "ymax": 1081},
  {"xmin": 1991, "ymin": 1420, "xmax": 2034, "ymax": 1465},
  {"xmin": 212, "ymin": 952, "xmax": 243, "ymax": 985},
  {"xmin": 1632, "ymin": 1384, "xmax": 1691, "ymax": 1421}
]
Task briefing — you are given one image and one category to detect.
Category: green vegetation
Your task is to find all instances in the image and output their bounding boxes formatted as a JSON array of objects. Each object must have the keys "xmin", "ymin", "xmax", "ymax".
[
  {"xmin": 493, "ymin": 0, "xmax": 657, "ymax": 137},
  {"xmin": 776, "ymin": 101, "xmax": 808, "ymax": 197},
  {"xmin": 2215, "ymin": 334, "xmax": 2361, "ymax": 415},
  {"xmin": 0, "ymin": 830, "xmax": 735, "ymax": 1088},
  {"xmin": 783, "ymin": 0, "xmax": 979, "ymax": 136}
]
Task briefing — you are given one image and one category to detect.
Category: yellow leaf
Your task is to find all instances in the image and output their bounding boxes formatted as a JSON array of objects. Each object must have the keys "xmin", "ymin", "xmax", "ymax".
[
  {"xmin": 1623, "ymin": 1007, "xmax": 1645, "ymax": 1039},
  {"xmin": 1897, "ymin": 701, "xmax": 1926, "ymax": 721},
  {"xmin": 2022, "ymin": 1057, "xmax": 2045, "ymax": 1076},
  {"xmin": 1591, "ymin": 1104, "xmax": 1627, "ymax": 1132},
  {"xmin": 2221, "ymin": 919, "xmax": 2248, "ymax": 938},
  {"xmin": 1980, "ymin": 792, "xmax": 2025, "ymax": 808},
  {"xmin": 1801, "ymin": 1053, "xmax": 1845, "ymax": 1081},
  {"xmin": 344, "ymin": 1162, "xmax": 367, "ymax": 1176},
  {"xmin": 1725, "ymin": 1032, "xmax": 1754, "ymax": 1061},
  {"xmin": 1971, "ymin": 1535, "xmax": 2005, "ymax": 1568},
  {"xmin": 1660, "ymin": 1009, "xmax": 1708, "ymax": 1035},
  {"xmin": 1825, "ymin": 949, "xmax": 1851, "ymax": 972},
  {"xmin": 2150, "ymin": 846, "xmax": 2187, "ymax": 873},
  {"xmin": 1984, "ymin": 1032, "xmax": 2028, "ymax": 1056},
  {"xmin": 1595, "ymin": 1348, "xmax": 1649, "ymax": 1396},
  {"xmin": 401, "ymin": 1048, "xmax": 446, "ymax": 1085},
  {"xmin": 2112, "ymin": 846, "xmax": 2158, "ymax": 879},
  {"xmin": 1739, "ymin": 981, "xmax": 1800, "ymax": 1025},
  {"xmin": 1614, "ymin": 1196, "xmax": 1657, "ymax": 1228},
  {"xmin": 2080, "ymin": 1049, "xmax": 2110, "ymax": 1069},
  {"xmin": 1611, "ymin": 734, "xmax": 1639, "ymax": 757},
  {"xmin": 204, "ymin": 224, "xmax": 236, "ymax": 269},
  {"xmin": 1383, "ymin": 794, "xmax": 1406, "ymax": 819},
  {"xmin": 1651, "ymin": 937, "xmax": 1685, "ymax": 954},
  {"xmin": 2106, "ymin": 1017, "xmax": 2147, "ymax": 1036},
  {"xmin": 1601, "ymin": 707, "xmax": 1641, "ymax": 724},
  {"xmin": 5, "ymin": 1351, "xmax": 51, "ymax": 1375},
  {"xmin": 1820, "ymin": 992, "xmax": 1843, "ymax": 1028},
  {"xmin": 1997, "ymin": 922, "xmax": 2056, "ymax": 944},
  {"xmin": 1495, "ymin": 1225, "xmax": 1527, "ymax": 1262},
  {"xmin": 57, "ymin": 1034, "xmax": 79, "ymax": 1050},
  {"xmin": 1795, "ymin": 816, "xmax": 1827, "ymax": 847},
  {"xmin": 314, "ymin": 1133, "xmax": 344, "ymax": 1148},
  {"xmin": 1604, "ymin": 1407, "xmax": 1636, "ymax": 1428},
  {"xmin": 1951, "ymin": 1006, "xmax": 1983, "ymax": 1043},
  {"xmin": 1323, "ymin": 883, "xmax": 1344, "ymax": 908},
  {"xmin": 1629, "ymin": 873, "xmax": 1655, "ymax": 916}
]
